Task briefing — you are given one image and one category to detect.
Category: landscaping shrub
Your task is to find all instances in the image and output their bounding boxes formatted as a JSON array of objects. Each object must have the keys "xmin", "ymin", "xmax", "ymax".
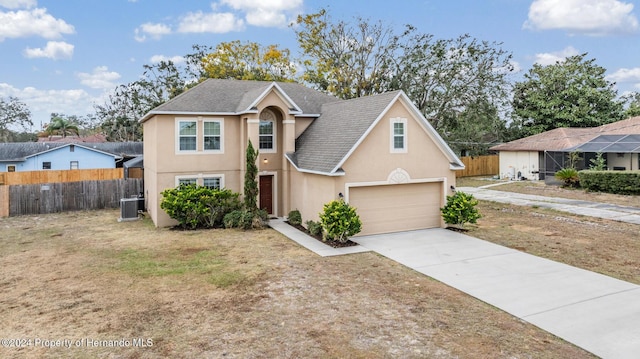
[
  {"xmin": 578, "ymin": 170, "xmax": 640, "ymax": 195},
  {"xmin": 288, "ymin": 209, "xmax": 302, "ymax": 226},
  {"xmin": 555, "ymin": 168, "xmax": 580, "ymax": 188},
  {"xmin": 319, "ymin": 199, "xmax": 362, "ymax": 243},
  {"xmin": 440, "ymin": 191, "xmax": 481, "ymax": 228},
  {"xmin": 160, "ymin": 184, "xmax": 240, "ymax": 229},
  {"xmin": 223, "ymin": 209, "xmax": 268, "ymax": 230},
  {"xmin": 305, "ymin": 220, "xmax": 322, "ymax": 237}
]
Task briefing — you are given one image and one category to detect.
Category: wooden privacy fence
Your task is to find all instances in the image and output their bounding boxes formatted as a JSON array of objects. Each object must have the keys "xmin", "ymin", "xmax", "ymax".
[
  {"xmin": 7, "ymin": 178, "xmax": 143, "ymax": 216},
  {"xmin": 456, "ymin": 155, "xmax": 499, "ymax": 177},
  {"xmin": 0, "ymin": 168, "xmax": 124, "ymax": 185}
]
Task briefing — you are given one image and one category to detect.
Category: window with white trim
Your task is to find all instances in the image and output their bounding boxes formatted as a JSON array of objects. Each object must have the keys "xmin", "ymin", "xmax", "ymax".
[
  {"xmin": 390, "ymin": 118, "xmax": 407, "ymax": 153},
  {"xmin": 42, "ymin": 161, "xmax": 52, "ymax": 170},
  {"xmin": 7, "ymin": 165, "xmax": 16, "ymax": 172},
  {"xmin": 70, "ymin": 161, "xmax": 79, "ymax": 170},
  {"xmin": 177, "ymin": 178, "xmax": 197, "ymax": 186},
  {"xmin": 259, "ymin": 110, "xmax": 276, "ymax": 152},
  {"xmin": 203, "ymin": 177, "xmax": 221, "ymax": 190},
  {"xmin": 175, "ymin": 174, "xmax": 225, "ymax": 189},
  {"xmin": 203, "ymin": 120, "xmax": 222, "ymax": 151},
  {"xmin": 178, "ymin": 120, "xmax": 197, "ymax": 151}
]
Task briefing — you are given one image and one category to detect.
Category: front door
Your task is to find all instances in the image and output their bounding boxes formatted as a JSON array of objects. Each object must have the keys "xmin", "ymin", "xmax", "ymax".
[{"xmin": 259, "ymin": 175, "xmax": 273, "ymax": 214}]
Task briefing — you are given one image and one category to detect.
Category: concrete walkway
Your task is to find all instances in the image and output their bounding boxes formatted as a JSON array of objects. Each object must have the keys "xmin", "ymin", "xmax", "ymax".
[
  {"xmin": 459, "ymin": 186, "xmax": 640, "ymax": 225},
  {"xmin": 353, "ymin": 229, "xmax": 640, "ymax": 359}
]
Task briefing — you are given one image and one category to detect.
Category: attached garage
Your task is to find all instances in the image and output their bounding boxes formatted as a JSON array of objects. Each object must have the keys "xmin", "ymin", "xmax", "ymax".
[{"xmin": 348, "ymin": 181, "xmax": 444, "ymax": 236}]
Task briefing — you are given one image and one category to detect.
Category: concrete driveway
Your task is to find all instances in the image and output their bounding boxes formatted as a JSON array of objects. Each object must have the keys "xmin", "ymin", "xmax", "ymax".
[{"xmin": 353, "ymin": 228, "xmax": 640, "ymax": 359}]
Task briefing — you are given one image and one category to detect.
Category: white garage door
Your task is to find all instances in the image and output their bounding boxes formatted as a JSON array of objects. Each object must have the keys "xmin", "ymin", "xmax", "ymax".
[{"xmin": 348, "ymin": 182, "xmax": 443, "ymax": 236}]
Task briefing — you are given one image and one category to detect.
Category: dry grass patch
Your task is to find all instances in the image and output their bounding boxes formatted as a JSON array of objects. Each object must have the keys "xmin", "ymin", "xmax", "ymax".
[
  {"xmin": 470, "ymin": 202, "xmax": 640, "ymax": 284},
  {"xmin": 0, "ymin": 209, "xmax": 594, "ymax": 358}
]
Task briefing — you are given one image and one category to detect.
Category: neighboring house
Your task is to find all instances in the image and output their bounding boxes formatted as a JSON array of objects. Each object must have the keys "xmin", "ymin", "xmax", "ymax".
[
  {"xmin": 142, "ymin": 79, "xmax": 464, "ymax": 235},
  {"xmin": 490, "ymin": 116, "xmax": 640, "ymax": 181},
  {"xmin": 0, "ymin": 142, "xmax": 143, "ymax": 172}
]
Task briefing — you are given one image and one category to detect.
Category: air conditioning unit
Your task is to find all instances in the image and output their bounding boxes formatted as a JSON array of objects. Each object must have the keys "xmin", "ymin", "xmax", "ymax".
[{"xmin": 118, "ymin": 198, "xmax": 139, "ymax": 222}]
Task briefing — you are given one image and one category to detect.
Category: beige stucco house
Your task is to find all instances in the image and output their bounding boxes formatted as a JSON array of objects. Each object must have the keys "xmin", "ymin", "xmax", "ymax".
[{"xmin": 141, "ymin": 79, "xmax": 464, "ymax": 235}]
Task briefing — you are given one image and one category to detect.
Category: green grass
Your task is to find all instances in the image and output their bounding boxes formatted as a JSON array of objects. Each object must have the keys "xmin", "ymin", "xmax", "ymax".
[{"xmin": 113, "ymin": 247, "xmax": 247, "ymax": 288}]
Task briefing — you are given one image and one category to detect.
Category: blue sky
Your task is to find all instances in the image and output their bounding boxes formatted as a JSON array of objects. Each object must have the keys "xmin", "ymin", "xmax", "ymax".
[{"xmin": 1, "ymin": 0, "xmax": 640, "ymax": 130}]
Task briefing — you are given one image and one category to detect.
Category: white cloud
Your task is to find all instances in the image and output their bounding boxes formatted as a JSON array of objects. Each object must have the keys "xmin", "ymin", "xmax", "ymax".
[
  {"xmin": 0, "ymin": 82, "xmax": 94, "ymax": 126},
  {"xmin": 76, "ymin": 66, "xmax": 121, "ymax": 90},
  {"xmin": 23, "ymin": 41, "xmax": 74, "ymax": 60},
  {"xmin": 149, "ymin": 55, "xmax": 185, "ymax": 64},
  {"xmin": 221, "ymin": 0, "xmax": 302, "ymax": 27},
  {"xmin": 606, "ymin": 67, "xmax": 640, "ymax": 83},
  {"xmin": 524, "ymin": 0, "xmax": 639, "ymax": 36},
  {"xmin": 534, "ymin": 46, "xmax": 580, "ymax": 65},
  {"xmin": 0, "ymin": 8, "xmax": 75, "ymax": 41},
  {"xmin": 0, "ymin": 0, "xmax": 36, "ymax": 9},
  {"xmin": 134, "ymin": 22, "xmax": 172, "ymax": 42},
  {"xmin": 177, "ymin": 11, "xmax": 244, "ymax": 33}
]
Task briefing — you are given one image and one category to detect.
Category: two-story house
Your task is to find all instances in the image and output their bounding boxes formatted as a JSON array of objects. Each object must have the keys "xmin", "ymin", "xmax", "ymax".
[{"xmin": 141, "ymin": 79, "xmax": 464, "ymax": 235}]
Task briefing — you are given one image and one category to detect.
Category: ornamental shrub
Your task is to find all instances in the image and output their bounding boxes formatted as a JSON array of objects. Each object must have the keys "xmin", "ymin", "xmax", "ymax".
[
  {"xmin": 440, "ymin": 191, "xmax": 481, "ymax": 228},
  {"xmin": 288, "ymin": 209, "xmax": 302, "ymax": 226},
  {"xmin": 160, "ymin": 184, "xmax": 208, "ymax": 229},
  {"xmin": 555, "ymin": 168, "xmax": 580, "ymax": 188},
  {"xmin": 223, "ymin": 208, "xmax": 268, "ymax": 230},
  {"xmin": 578, "ymin": 170, "xmax": 640, "ymax": 195},
  {"xmin": 319, "ymin": 199, "xmax": 362, "ymax": 243},
  {"xmin": 305, "ymin": 220, "xmax": 322, "ymax": 237}
]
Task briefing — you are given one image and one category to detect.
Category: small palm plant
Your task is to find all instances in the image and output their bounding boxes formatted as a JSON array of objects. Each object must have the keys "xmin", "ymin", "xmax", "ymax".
[{"xmin": 555, "ymin": 168, "xmax": 580, "ymax": 188}]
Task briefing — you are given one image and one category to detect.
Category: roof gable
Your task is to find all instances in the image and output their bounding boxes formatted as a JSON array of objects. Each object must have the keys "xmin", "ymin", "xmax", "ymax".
[
  {"xmin": 142, "ymin": 79, "xmax": 339, "ymax": 122},
  {"xmin": 288, "ymin": 91, "xmax": 464, "ymax": 175}
]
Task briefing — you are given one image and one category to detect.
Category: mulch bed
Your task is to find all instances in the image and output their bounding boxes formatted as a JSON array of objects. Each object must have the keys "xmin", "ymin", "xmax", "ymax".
[{"xmin": 286, "ymin": 221, "xmax": 358, "ymax": 248}]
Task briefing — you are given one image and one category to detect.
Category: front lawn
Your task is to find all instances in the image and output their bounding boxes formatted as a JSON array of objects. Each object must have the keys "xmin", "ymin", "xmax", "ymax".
[{"xmin": 0, "ymin": 209, "xmax": 593, "ymax": 358}]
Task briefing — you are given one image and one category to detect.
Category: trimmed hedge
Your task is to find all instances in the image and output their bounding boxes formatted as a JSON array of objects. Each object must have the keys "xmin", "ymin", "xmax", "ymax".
[{"xmin": 578, "ymin": 170, "xmax": 640, "ymax": 195}]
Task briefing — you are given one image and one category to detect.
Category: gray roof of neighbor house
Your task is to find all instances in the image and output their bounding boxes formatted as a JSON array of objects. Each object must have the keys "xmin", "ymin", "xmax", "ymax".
[
  {"xmin": 0, "ymin": 142, "xmax": 143, "ymax": 162},
  {"xmin": 141, "ymin": 79, "xmax": 340, "ymax": 121},
  {"xmin": 490, "ymin": 116, "xmax": 640, "ymax": 152}
]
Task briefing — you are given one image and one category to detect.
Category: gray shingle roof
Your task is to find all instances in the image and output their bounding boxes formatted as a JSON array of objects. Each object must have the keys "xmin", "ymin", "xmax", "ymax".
[
  {"xmin": 0, "ymin": 142, "xmax": 143, "ymax": 162},
  {"xmin": 290, "ymin": 91, "xmax": 402, "ymax": 174},
  {"xmin": 145, "ymin": 79, "xmax": 339, "ymax": 119}
]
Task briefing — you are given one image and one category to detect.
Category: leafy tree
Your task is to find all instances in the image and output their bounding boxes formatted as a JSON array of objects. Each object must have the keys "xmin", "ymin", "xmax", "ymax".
[
  {"xmin": 622, "ymin": 92, "xmax": 640, "ymax": 118},
  {"xmin": 201, "ymin": 40, "xmax": 297, "ymax": 82},
  {"xmin": 293, "ymin": 9, "xmax": 514, "ymax": 154},
  {"xmin": 244, "ymin": 140, "xmax": 259, "ymax": 212},
  {"xmin": 44, "ymin": 115, "xmax": 80, "ymax": 138},
  {"xmin": 293, "ymin": 9, "xmax": 398, "ymax": 99},
  {"xmin": 513, "ymin": 53, "xmax": 624, "ymax": 136},
  {"xmin": 387, "ymin": 30, "xmax": 514, "ymax": 135},
  {"xmin": 0, "ymin": 96, "xmax": 32, "ymax": 141}
]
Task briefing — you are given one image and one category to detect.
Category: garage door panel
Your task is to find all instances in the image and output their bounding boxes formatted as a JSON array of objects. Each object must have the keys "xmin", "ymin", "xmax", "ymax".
[{"xmin": 349, "ymin": 182, "xmax": 442, "ymax": 236}]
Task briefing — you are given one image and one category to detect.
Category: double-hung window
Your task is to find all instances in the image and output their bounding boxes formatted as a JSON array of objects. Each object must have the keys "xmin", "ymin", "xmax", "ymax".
[
  {"xmin": 203, "ymin": 177, "xmax": 221, "ymax": 190},
  {"xmin": 178, "ymin": 120, "xmax": 197, "ymax": 151},
  {"xmin": 203, "ymin": 120, "xmax": 222, "ymax": 151},
  {"xmin": 390, "ymin": 118, "xmax": 407, "ymax": 153},
  {"xmin": 178, "ymin": 178, "xmax": 197, "ymax": 186}
]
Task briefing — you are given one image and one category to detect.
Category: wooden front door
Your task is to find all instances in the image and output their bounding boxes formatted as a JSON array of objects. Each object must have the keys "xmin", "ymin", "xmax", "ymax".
[{"xmin": 259, "ymin": 175, "xmax": 273, "ymax": 214}]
